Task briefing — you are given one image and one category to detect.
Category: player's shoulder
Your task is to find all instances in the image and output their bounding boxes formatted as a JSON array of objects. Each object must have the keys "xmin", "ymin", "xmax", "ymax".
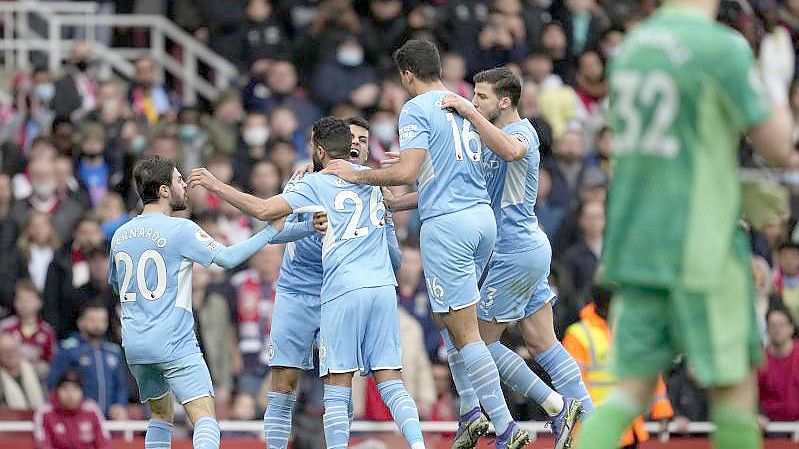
[{"xmin": 505, "ymin": 119, "xmax": 538, "ymax": 147}]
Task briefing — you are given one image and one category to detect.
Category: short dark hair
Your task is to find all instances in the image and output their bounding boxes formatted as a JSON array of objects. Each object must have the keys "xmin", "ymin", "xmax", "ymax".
[
  {"xmin": 56, "ymin": 369, "xmax": 83, "ymax": 389},
  {"xmin": 473, "ymin": 67, "xmax": 522, "ymax": 107},
  {"xmin": 15, "ymin": 279, "xmax": 39, "ymax": 297},
  {"xmin": 393, "ymin": 39, "xmax": 441, "ymax": 82},
  {"xmin": 134, "ymin": 156, "xmax": 175, "ymax": 205},
  {"xmin": 78, "ymin": 301, "xmax": 108, "ymax": 318},
  {"xmin": 345, "ymin": 116, "xmax": 369, "ymax": 131},
  {"xmin": 766, "ymin": 307, "xmax": 795, "ymax": 327},
  {"xmin": 312, "ymin": 117, "xmax": 352, "ymax": 160}
]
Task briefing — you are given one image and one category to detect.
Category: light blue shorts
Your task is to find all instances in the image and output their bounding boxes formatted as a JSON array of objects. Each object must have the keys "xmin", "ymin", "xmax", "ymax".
[
  {"xmin": 420, "ymin": 204, "xmax": 497, "ymax": 314},
  {"xmin": 129, "ymin": 352, "xmax": 214, "ymax": 405},
  {"xmin": 318, "ymin": 285, "xmax": 402, "ymax": 377},
  {"xmin": 268, "ymin": 288, "xmax": 321, "ymax": 370},
  {"xmin": 477, "ymin": 242, "xmax": 556, "ymax": 323}
]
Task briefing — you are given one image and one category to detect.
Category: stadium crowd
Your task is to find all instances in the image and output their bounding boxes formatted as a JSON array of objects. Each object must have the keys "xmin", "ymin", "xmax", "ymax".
[{"xmin": 1, "ymin": 0, "xmax": 799, "ymax": 446}]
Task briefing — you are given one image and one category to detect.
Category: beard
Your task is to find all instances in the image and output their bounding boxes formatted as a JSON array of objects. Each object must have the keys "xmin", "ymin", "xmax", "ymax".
[
  {"xmin": 482, "ymin": 105, "xmax": 501, "ymax": 124},
  {"xmin": 312, "ymin": 151, "xmax": 324, "ymax": 172},
  {"xmin": 170, "ymin": 190, "xmax": 187, "ymax": 211}
]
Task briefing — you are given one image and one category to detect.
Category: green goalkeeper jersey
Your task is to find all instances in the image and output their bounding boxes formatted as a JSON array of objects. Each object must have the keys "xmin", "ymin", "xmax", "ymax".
[{"xmin": 602, "ymin": 6, "xmax": 771, "ymax": 292}]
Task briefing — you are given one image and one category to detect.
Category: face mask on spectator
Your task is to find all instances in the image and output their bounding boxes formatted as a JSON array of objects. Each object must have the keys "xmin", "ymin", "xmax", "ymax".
[
  {"xmin": 76, "ymin": 60, "xmax": 90, "ymax": 72},
  {"xmin": 131, "ymin": 135, "xmax": 147, "ymax": 154},
  {"xmin": 373, "ymin": 122, "xmax": 396, "ymax": 143},
  {"xmin": 179, "ymin": 124, "xmax": 200, "ymax": 141},
  {"xmin": 33, "ymin": 181, "xmax": 56, "ymax": 198},
  {"xmin": 337, "ymin": 47, "xmax": 364, "ymax": 67},
  {"xmin": 34, "ymin": 83, "xmax": 55, "ymax": 103},
  {"xmin": 244, "ymin": 126, "xmax": 270, "ymax": 147}
]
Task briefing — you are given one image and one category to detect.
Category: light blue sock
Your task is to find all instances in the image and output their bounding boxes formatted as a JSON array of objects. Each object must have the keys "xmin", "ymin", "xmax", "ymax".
[
  {"xmin": 487, "ymin": 341, "xmax": 564, "ymax": 416},
  {"xmin": 378, "ymin": 379, "xmax": 425, "ymax": 448},
  {"xmin": 535, "ymin": 342, "xmax": 594, "ymax": 414},
  {"xmin": 192, "ymin": 416, "xmax": 220, "ymax": 449},
  {"xmin": 460, "ymin": 341, "xmax": 513, "ymax": 434},
  {"xmin": 323, "ymin": 385, "xmax": 352, "ymax": 449},
  {"xmin": 441, "ymin": 329, "xmax": 480, "ymax": 416},
  {"xmin": 145, "ymin": 419, "xmax": 172, "ymax": 449},
  {"xmin": 265, "ymin": 392, "xmax": 295, "ymax": 449}
]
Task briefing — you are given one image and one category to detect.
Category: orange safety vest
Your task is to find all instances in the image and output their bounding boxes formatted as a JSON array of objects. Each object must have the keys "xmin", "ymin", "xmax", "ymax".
[{"xmin": 563, "ymin": 304, "xmax": 674, "ymax": 447}]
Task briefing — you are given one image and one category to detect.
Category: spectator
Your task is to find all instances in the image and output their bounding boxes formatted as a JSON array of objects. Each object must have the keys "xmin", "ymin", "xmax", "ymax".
[
  {"xmin": 177, "ymin": 106, "xmax": 212, "ymax": 172},
  {"xmin": 192, "ymin": 264, "xmax": 238, "ymax": 414},
  {"xmin": 15, "ymin": 211, "xmax": 69, "ymax": 335},
  {"xmin": 0, "ymin": 332, "xmax": 46, "ymax": 410},
  {"xmin": 128, "ymin": 57, "xmax": 172, "ymax": 125},
  {"xmin": 362, "ymin": 0, "xmax": 408, "ymax": 71},
  {"xmin": 0, "ymin": 173, "xmax": 18, "ymax": 310},
  {"xmin": 47, "ymin": 304, "xmax": 128, "ymax": 419},
  {"xmin": 775, "ymin": 243, "xmax": 799, "ymax": 324},
  {"xmin": 11, "ymin": 137, "xmax": 56, "ymax": 200},
  {"xmin": 546, "ymin": 128, "xmax": 593, "ymax": 209},
  {"xmin": 557, "ymin": 0, "xmax": 607, "ymax": 60},
  {"xmin": 231, "ymin": 245, "xmax": 283, "ymax": 395},
  {"xmin": 194, "ymin": 0, "xmax": 248, "ymax": 66},
  {"xmin": 250, "ymin": 160, "xmax": 282, "ymax": 199},
  {"xmin": 473, "ymin": 0, "xmax": 527, "ymax": 72},
  {"xmin": 573, "ymin": 50, "xmax": 608, "ymax": 137},
  {"xmin": 65, "ymin": 245, "xmax": 119, "ymax": 341},
  {"xmin": 396, "ymin": 245, "xmax": 438, "ymax": 359},
  {"xmin": 76, "ymin": 123, "xmax": 110, "ymax": 208},
  {"xmin": 234, "ymin": 112, "xmax": 272, "ymax": 189},
  {"xmin": 539, "ymin": 22, "xmax": 573, "ymax": 83},
  {"xmin": 753, "ymin": 256, "xmax": 780, "ymax": 344},
  {"xmin": 270, "ymin": 107, "xmax": 306, "ymax": 158},
  {"xmin": 535, "ymin": 167, "xmax": 566, "ymax": 238},
  {"xmin": 207, "ymin": 90, "xmax": 244, "ymax": 156},
  {"xmin": 147, "ymin": 134, "xmax": 181, "ymax": 164},
  {"xmin": 589, "ymin": 125, "xmax": 612, "ymax": 176},
  {"xmin": 552, "ymin": 168, "xmax": 607, "ymax": 254},
  {"xmin": 50, "ymin": 117, "xmax": 77, "ymax": 157},
  {"xmin": 441, "ymin": 53, "xmax": 473, "ymax": 99},
  {"xmin": 368, "ymin": 109, "xmax": 399, "ymax": 163},
  {"xmin": 559, "ymin": 200, "xmax": 604, "ymax": 298},
  {"xmin": 439, "ymin": 0, "xmax": 491, "ymax": 73},
  {"xmin": 97, "ymin": 193, "xmax": 131, "ymax": 242},
  {"xmin": 759, "ymin": 308, "xmax": 799, "ymax": 422},
  {"xmin": 250, "ymin": 59, "xmax": 321, "ymax": 133},
  {"xmin": 69, "ymin": 215, "xmax": 105, "ymax": 289},
  {"xmin": 311, "ymin": 36, "xmax": 379, "ymax": 111},
  {"xmin": 242, "ymin": 0, "xmax": 290, "ymax": 69},
  {"xmin": 54, "ymin": 154, "xmax": 91, "ymax": 210},
  {"xmin": 34, "ymin": 370, "xmax": 111, "ymax": 449},
  {"xmin": 11, "ymin": 155, "xmax": 84, "ymax": 243},
  {"xmin": 0, "ymin": 280, "xmax": 56, "ymax": 379},
  {"xmin": 52, "ymin": 42, "xmax": 98, "ymax": 122},
  {"xmin": 430, "ymin": 361, "xmax": 457, "ymax": 421},
  {"xmin": 598, "ymin": 26, "xmax": 625, "ymax": 61}
]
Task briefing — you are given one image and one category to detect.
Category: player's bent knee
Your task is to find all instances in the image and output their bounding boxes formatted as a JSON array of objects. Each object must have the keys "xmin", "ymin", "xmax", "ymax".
[
  {"xmin": 183, "ymin": 395, "xmax": 216, "ymax": 425},
  {"xmin": 323, "ymin": 372, "xmax": 355, "ymax": 387},
  {"xmin": 270, "ymin": 367, "xmax": 301, "ymax": 394}
]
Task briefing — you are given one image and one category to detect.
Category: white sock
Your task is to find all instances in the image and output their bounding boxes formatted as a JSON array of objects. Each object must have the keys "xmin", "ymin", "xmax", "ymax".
[{"xmin": 543, "ymin": 392, "xmax": 565, "ymax": 416}]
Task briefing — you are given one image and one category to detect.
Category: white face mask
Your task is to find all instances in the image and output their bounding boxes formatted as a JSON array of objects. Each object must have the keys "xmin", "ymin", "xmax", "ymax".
[
  {"xmin": 33, "ymin": 180, "xmax": 57, "ymax": 198},
  {"xmin": 243, "ymin": 126, "xmax": 270, "ymax": 147},
  {"xmin": 373, "ymin": 122, "xmax": 396, "ymax": 143},
  {"xmin": 337, "ymin": 48, "xmax": 364, "ymax": 67}
]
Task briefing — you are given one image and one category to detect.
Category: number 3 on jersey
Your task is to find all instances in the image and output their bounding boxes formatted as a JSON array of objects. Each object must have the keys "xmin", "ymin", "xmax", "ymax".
[
  {"xmin": 114, "ymin": 250, "xmax": 167, "ymax": 302},
  {"xmin": 445, "ymin": 112, "xmax": 481, "ymax": 161}
]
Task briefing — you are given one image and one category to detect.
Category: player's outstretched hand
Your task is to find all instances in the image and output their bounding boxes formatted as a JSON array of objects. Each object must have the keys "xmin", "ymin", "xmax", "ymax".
[
  {"xmin": 440, "ymin": 93, "xmax": 475, "ymax": 118},
  {"xmin": 381, "ymin": 151, "xmax": 401, "ymax": 167},
  {"xmin": 187, "ymin": 168, "xmax": 222, "ymax": 192},
  {"xmin": 313, "ymin": 212, "xmax": 328, "ymax": 235},
  {"xmin": 292, "ymin": 162, "xmax": 314, "ymax": 180},
  {"xmin": 321, "ymin": 159, "xmax": 358, "ymax": 183}
]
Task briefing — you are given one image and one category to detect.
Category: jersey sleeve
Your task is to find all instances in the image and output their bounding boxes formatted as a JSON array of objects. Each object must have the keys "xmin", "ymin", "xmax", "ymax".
[
  {"xmin": 280, "ymin": 176, "xmax": 323, "ymax": 213},
  {"xmin": 107, "ymin": 253, "xmax": 118, "ymax": 294},
  {"xmin": 398, "ymin": 101, "xmax": 430, "ymax": 151},
  {"xmin": 178, "ymin": 220, "xmax": 223, "ymax": 267},
  {"xmin": 716, "ymin": 35, "xmax": 771, "ymax": 131}
]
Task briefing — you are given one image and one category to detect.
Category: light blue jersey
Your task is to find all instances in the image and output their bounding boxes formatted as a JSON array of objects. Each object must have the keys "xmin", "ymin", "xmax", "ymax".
[
  {"xmin": 108, "ymin": 213, "xmax": 221, "ymax": 365},
  {"xmin": 277, "ymin": 212, "xmax": 323, "ymax": 297},
  {"xmin": 483, "ymin": 119, "xmax": 545, "ymax": 254},
  {"xmin": 280, "ymin": 165, "xmax": 397, "ymax": 303},
  {"xmin": 398, "ymin": 90, "xmax": 490, "ymax": 222}
]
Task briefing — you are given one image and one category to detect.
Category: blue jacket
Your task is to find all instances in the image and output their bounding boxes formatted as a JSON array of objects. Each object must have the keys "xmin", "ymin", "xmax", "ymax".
[{"xmin": 47, "ymin": 333, "xmax": 128, "ymax": 417}]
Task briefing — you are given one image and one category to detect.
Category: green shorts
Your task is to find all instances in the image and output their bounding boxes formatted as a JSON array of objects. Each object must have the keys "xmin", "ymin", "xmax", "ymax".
[{"xmin": 609, "ymin": 248, "xmax": 762, "ymax": 387}]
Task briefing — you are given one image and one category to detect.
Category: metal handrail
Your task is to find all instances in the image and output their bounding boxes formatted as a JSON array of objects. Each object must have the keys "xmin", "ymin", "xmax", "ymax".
[{"xmin": 0, "ymin": 0, "xmax": 239, "ymax": 104}]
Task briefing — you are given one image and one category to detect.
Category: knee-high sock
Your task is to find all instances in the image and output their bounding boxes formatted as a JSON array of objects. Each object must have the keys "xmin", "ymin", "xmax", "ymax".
[
  {"xmin": 460, "ymin": 341, "xmax": 513, "ymax": 434},
  {"xmin": 323, "ymin": 385, "xmax": 352, "ymax": 449},
  {"xmin": 487, "ymin": 341, "xmax": 563, "ymax": 416},
  {"xmin": 535, "ymin": 342, "xmax": 594, "ymax": 414},
  {"xmin": 711, "ymin": 404, "xmax": 762, "ymax": 449},
  {"xmin": 441, "ymin": 329, "xmax": 480, "ymax": 416},
  {"xmin": 574, "ymin": 391, "xmax": 640, "ymax": 449},
  {"xmin": 378, "ymin": 379, "xmax": 425, "ymax": 449},
  {"xmin": 192, "ymin": 416, "xmax": 220, "ymax": 449},
  {"xmin": 264, "ymin": 392, "xmax": 295, "ymax": 449},
  {"xmin": 145, "ymin": 419, "xmax": 172, "ymax": 449}
]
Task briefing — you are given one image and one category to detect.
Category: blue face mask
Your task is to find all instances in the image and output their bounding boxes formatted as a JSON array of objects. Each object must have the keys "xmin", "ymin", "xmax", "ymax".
[
  {"xmin": 178, "ymin": 124, "xmax": 200, "ymax": 141},
  {"xmin": 131, "ymin": 135, "xmax": 148, "ymax": 154},
  {"xmin": 34, "ymin": 83, "xmax": 55, "ymax": 103}
]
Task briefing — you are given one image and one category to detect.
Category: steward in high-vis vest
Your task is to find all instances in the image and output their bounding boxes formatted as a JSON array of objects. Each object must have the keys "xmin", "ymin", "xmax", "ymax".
[{"xmin": 563, "ymin": 285, "xmax": 673, "ymax": 448}]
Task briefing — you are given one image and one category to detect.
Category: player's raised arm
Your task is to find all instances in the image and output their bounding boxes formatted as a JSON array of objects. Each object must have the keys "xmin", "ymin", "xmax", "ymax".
[
  {"xmin": 188, "ymin": 167, "xmax": 294, "ymax": 222},
  {"xmin": 324, "ymin": 148, "xmax": 426, "ymax": 186},
  {"xmin": 440, "ymin": 93, "xmax": 527, "ymax": 162}
]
